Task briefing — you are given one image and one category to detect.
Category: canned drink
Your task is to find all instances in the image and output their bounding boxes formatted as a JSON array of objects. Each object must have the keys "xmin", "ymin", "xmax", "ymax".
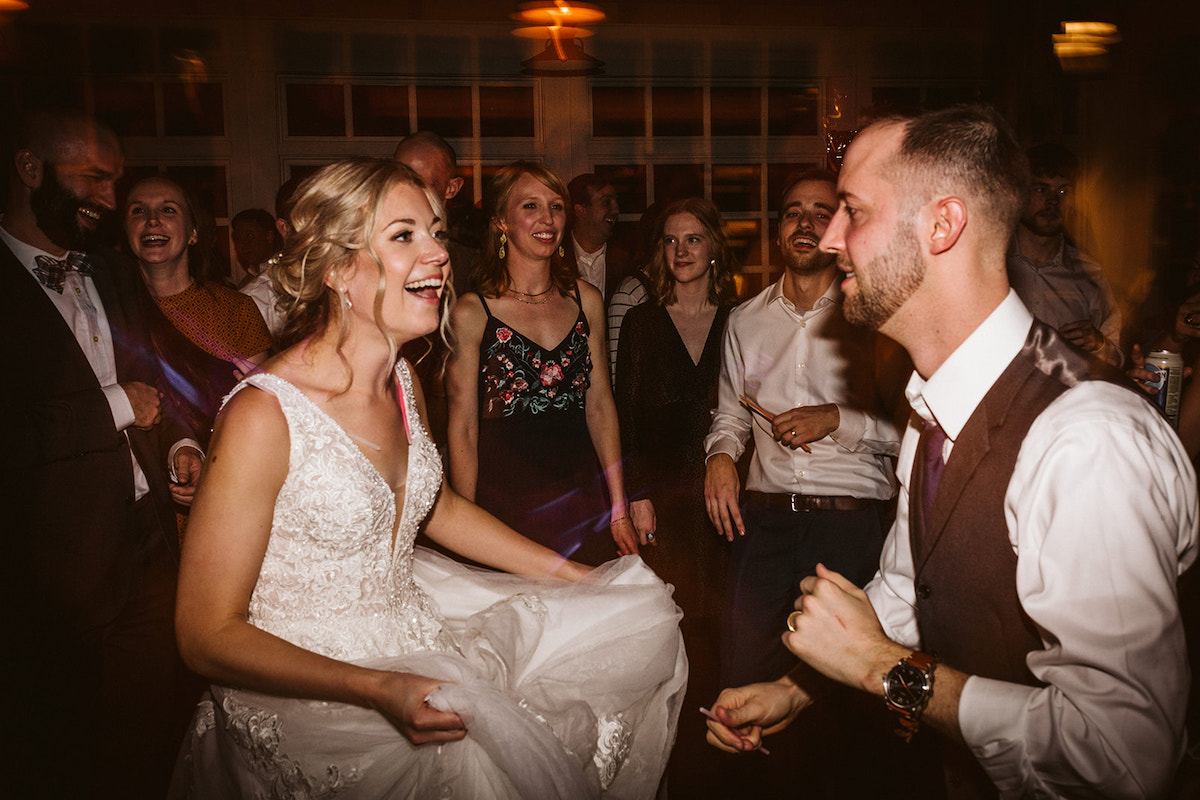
[{"xmin": 1145, "ymin": 350, "xmax": 1184, "ymax": 428}]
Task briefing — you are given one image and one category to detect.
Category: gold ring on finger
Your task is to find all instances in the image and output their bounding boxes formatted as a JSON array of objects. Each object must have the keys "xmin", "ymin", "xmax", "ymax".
[{"xmin": 786, "ymin": 610, "xmax": 804, "ymax": 632}]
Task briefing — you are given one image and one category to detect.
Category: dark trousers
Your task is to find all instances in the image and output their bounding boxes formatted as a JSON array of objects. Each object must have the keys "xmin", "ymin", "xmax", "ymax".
[
  {"xmin": 9, "ymin": 502, "xmax": 193, "ymax": 800},
  {"xmin": 720, "ymin": 498, "xmax": 884, "ymax": 688}
]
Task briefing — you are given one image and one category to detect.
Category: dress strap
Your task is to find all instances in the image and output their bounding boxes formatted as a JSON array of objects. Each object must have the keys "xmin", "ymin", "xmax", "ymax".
[
  {"xmin": 394, "ymin": 359, "xmax": 413, "ymax": 444},
  {"xmin": 476, "ymin": 291, "xmax": 492, "ymax": 317}
]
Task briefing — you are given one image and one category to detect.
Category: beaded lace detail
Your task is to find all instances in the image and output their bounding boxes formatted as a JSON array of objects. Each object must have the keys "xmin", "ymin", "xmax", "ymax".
[{"xmin": 230, "ymin": 362, "xmax": 447, "ymax": 661}]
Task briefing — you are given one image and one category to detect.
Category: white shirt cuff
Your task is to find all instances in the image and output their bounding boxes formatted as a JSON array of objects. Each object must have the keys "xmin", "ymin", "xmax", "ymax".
[
  {"xmin": 958, "ymin": 675, "xmax": 1039, "ymax": 797},
  {"xmin": 103, "ymin": 383, "xmax": 135, "ymax": 431},
  {"xmin": 168, "ymin": 438, "xmax": 205, "ymax": 483}
]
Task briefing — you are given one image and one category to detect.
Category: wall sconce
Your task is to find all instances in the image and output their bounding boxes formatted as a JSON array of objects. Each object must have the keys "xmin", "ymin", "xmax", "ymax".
[
  {"xmin": 1053, "ymin": 21, "xmax": 1120, "ymax": 73},
  {"xmin": 511, "ymin": 2, "xmax": 606, "ymax": 77}
]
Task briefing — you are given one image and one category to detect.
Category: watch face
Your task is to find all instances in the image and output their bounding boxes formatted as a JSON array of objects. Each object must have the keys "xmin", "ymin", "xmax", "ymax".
[{"xmin": 884, "ymin": 662, "xmax": 932, "ymax": 711}]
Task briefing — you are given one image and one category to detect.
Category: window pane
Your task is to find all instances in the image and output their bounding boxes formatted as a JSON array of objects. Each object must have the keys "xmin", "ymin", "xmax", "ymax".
[
  {"xmin": 871, "ymin": 86, "xmax": 922, "ymax": 116},
  {"xmin": 712, "ymin": 164, "xmax": 761, "ymax": 214},
  {"xmin": 652, "ymin": 87, "xmax": 703, "ymax": 137},
  {"xmin": 592, "ymin": 87, "xmax": 644, "ymax": 138},
  {"xmin": 594, "ymin": 164, "xmax": 647, "ymax": 216},
  {"xmin": 18, "ymin": 78, "xmax": 85, "ymax": 111},
  {"xmin": 285, "ymin": 84, "xmax": 346, "ymax": 137},
  {"xmin": 352, "ymin": 84, "xmax": 409, "ymax": 137},
  {"xmin": 169, "ymin": 164, "xmax": 230, "ymax": 219},
  {"xmin": 163, "ymin": 81, "xmax": 225, "ymax": 136},
  {"xmin": 653, "ymin": 164, "xmax": 703, "ymax": 206},
  {"xmin": 726, "ymin": 219, "xmax": 761, "ymax": 270},
  {"xmin": 89, "ymin": 27, "xmax": 154, "ymax": 74},
  {"xmin": 416, "ymin": 86, "xmax": 472, "ymax": 138},
  {"xmin": 93, "ymin": 81, "xmax": 157, "ymax": 137},
  {"xmin": 480, "ymin": 86, "xmax": 535, "ymax": 138},
  {"xmin": 768, "ymin": 86, "xmax": 819, "ymax": 136},
  {"xmin": 710, "ymin": 87, "xmax": 760, "ymax": 136},
  {"xmin": 766, "ymin": 163, "xmax": 819, "ymax": 213}
]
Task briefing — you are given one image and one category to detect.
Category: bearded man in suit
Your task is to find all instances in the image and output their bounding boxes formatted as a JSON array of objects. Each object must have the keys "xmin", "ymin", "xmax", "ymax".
[{"xmin": 1, "ymin": 109, "xmax": 202, "ymax": 799}]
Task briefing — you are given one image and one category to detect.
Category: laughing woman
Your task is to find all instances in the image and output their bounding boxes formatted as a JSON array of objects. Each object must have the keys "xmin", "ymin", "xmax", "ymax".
[
  {"xmin": 446, "ymin": 162, "xmax": 644, "ymax": 565},
  {"xmin": 124, "ymin": 176, "xmax": 271, "ymax": 458},
  {"xmin": 171, "ymin": 158, "xmax": 685, "ymax": 799}
]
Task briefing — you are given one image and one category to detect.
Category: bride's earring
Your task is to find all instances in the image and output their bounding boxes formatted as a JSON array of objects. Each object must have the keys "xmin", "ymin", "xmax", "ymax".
[
  {"xmin": 558, "ymin": 244, "xmax": 565, "ymax": 258},
  {"xmin": 498, "ymin": 232, "xmax": 507, "ymax": 260},
  {"xmin": 339, "ymin": 288, "xmax": 352, "ymax": 311}
]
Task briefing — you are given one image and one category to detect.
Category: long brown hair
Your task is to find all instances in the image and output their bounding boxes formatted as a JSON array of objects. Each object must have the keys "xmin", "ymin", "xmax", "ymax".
[
  {"xmin": 644, "ymin": 197, "xmax": 737, "ymax": 307},
  {"xmin": 474, "ymin": 161, "xmax": 575, "ymax": 299}
]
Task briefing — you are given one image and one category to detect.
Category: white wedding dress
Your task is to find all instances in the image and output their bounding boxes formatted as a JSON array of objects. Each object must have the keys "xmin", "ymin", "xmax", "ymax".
[{"xmin": 170, "ymin": 362, "xmax": 688, "ymax": 800}]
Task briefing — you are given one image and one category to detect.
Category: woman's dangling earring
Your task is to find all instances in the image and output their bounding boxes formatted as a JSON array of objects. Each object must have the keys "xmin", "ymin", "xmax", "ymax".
[
  {"xmin": 558, "ymin": 244, "xmax": 566, "ymax": 258},
  {"xmin": 339, "ymin": 288, "xmax": 352, "ymax": 311},
  {"xmin": 710, "ymin": 258, "xmax": 717, "ymax": 268},
  {"xmin": 499, "ymin": 232, "xmax": 507, "ymax": 260}
]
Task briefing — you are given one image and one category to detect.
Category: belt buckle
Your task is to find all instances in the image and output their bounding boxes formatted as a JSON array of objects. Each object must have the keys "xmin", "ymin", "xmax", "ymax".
[{"xmin": 790, "ymin": 493, "xmax": 802, "ymax": 513}]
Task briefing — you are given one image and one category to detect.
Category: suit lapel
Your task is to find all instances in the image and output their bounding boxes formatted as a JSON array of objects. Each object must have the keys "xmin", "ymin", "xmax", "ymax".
[{"xmin": 914, "ymin": 352, "xmax": 1037, "ymax": 574}]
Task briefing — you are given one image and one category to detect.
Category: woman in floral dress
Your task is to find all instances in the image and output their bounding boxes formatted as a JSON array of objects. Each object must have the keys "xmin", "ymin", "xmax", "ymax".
[{"xmin": 447, "ymin": 162, "xmax": 646, "ymax": 565}]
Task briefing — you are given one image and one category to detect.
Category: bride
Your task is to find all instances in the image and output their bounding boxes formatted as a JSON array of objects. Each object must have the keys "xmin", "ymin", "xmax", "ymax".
[{"xmin": 171, "ymin": 158, "xmax": 687, "ymax": 799}]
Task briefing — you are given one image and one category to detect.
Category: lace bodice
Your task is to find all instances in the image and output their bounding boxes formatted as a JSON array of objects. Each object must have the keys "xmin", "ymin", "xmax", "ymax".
[{"xmin": 229, "ymin": 361, "xmax": 447, "ymax": 661}]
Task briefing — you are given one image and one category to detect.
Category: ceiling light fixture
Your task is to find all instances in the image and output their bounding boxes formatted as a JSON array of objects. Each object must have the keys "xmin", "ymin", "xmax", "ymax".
[{"xmin": 512, "ymin": 1, "xmax": 606, "ymax": 76}]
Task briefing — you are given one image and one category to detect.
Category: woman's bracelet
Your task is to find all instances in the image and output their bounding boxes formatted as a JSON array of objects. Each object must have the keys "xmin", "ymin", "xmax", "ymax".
[{"xmin": 611, "ymin": 516, "xmax": 631, "ymax": 524}]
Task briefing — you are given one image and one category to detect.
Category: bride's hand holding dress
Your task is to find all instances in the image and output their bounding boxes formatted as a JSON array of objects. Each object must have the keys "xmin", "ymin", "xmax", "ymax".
[{"xmin": 175, "ymin": 378, "xmax": 471, "ymax": 747}]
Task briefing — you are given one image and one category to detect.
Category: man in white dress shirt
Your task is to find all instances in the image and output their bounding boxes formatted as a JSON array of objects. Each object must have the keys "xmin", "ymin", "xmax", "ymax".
[
  {"xmin": 704, "ymin": 168, "xmax": 906, "ymax": 689},
  {"xmin": 565, "ymin": 173, "xmax": 628, "ymax": 300},
  {"xmin": 705, "ymin": 106, "xmax": 1197, "ymax": 799}
]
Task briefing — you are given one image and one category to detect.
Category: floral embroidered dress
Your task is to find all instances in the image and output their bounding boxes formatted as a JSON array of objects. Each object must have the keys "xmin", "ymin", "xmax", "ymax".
[
  {"xmin": 169, "ymin": 361, "xmax": 687, "ymax": 800},
  {"xmin": 474, "ymin": 290, "xmax": 615, "ymax": 564}
]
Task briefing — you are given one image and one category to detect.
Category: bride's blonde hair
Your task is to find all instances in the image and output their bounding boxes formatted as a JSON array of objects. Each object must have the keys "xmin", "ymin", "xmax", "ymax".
[{"xmin": 271, "ymin": 158, "xmax": 453, "ymax": 382}]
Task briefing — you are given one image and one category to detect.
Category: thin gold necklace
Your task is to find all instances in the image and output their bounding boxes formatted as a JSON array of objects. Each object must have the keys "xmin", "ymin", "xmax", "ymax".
[
  {"xmin": 508, "ymin": 284, "xmax": 553, "ymax": 297},
  {"xmin": 507, "ymin": 289, "xmax": 551, "ymax": 305}
]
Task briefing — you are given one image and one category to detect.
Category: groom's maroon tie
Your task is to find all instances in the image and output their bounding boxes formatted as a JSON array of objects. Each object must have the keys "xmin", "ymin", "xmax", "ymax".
[{"xmin": 919, "ymin": 419, "xmax": 947, "ymax": 521}]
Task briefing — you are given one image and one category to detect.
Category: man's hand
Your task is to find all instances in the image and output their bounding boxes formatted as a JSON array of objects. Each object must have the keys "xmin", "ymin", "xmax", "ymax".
[
  {"xmin": 171, "ymin": 446, "xmax": 204, "ymax": 507},
  {"xmin": 1129, "ymin": 343, "xmax": 1193, "ymax": 397},
  {"xmin": 1059, "ymin": 320, "xmax": 1104, "ymax": 353},
  {"xmin": 122, "ymin": 381, "xmax": 162, "ymax": 430},
  {"xmin": 704, "ymin": 453, "xmax": 744, "ymax": 541},
  {"xmin": 630, "ymin": 498, "xmax": 656, "ymax": 546},
  {"xmin": 705, "ymin": 677, "xmax": 812, "ymax": 753},
  {"xmin": 786, "ymin": 564, "xmax": 906, "ymax": 694},
  {"xmin": 770, "ymin": 403, "xmax": 839, "ymax": 450}
]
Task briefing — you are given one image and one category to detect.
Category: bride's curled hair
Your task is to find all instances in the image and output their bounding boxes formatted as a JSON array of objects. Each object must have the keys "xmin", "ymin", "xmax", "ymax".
[{"xmin": 270, "ymin": 157, "xmax": 451, "ymax": 356}]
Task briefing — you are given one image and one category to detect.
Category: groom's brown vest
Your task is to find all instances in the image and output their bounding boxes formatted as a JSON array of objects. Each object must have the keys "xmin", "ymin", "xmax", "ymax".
[{"xmin": 908, "ymin": 321, "xmax": 1134, "ymax": 799}]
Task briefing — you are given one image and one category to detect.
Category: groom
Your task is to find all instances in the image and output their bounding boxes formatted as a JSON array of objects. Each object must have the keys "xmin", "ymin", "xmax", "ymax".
[{"xmin": 0, "ymin": 109, "xmax": 202, "ymax": 798}]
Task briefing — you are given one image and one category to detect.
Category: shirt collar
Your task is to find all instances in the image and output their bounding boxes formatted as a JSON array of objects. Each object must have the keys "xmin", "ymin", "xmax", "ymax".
[
  {"xmin": 767, "ymin": 274, "xmax": 842, "ymax": 315},
  {"xmin": 904, "ymin": 289, "xmax": 1033, "ymax": 441},
  {"xmin": 0, "ymin": 220, "xmax": 77, "ymax": 276},
  {"xmin": 1009, "ymin": 232, "xmax": 1066, "ymax": 270},
  {"xmin": 572, "ymin": 235, "xmax": 606, "ymax": 262}
]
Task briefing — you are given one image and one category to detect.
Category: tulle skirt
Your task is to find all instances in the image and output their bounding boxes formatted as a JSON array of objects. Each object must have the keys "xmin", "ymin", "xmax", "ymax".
[{"xmin": 170, "ymin": 550, "xmax": 688, "ymax": 799}]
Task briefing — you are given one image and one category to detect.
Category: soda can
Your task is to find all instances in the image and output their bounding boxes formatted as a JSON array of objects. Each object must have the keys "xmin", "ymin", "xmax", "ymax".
[{"xmin": 1144, "ymin": 350, "xmax": 1184, "ymax": 429}]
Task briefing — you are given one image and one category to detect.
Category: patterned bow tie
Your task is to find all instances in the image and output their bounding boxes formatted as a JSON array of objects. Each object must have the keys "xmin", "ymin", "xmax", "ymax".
[{"xmin": 33, "ymin": 252, "xmax": 95, "ymax": 294}]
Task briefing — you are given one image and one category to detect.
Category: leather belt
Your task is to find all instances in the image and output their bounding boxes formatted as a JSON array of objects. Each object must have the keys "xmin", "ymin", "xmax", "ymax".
[{"xmin": 745, "ymin": 490, "xmax": 873, "ymax": 513}]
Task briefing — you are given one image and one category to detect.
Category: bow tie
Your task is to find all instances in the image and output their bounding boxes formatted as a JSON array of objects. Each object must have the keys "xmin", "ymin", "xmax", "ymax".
[{"xmin": 33, "ymin": 252, "xmax": 95, "ymax": 294}]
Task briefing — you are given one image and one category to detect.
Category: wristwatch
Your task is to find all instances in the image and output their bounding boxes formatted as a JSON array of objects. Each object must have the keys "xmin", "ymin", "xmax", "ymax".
[{"xmin": 882, "ymin": 650, "xmax": 937, "ymax": 742}]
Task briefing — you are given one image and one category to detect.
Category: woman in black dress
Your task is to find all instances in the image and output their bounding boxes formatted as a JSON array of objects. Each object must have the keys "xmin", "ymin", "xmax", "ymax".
[
  {"xmin": 446, "ymin": 162, "xmax": 642, "ymax": 565},
  {"xmin": 615, "ymin": 195, "xmax": 737, "ymax": 622}
]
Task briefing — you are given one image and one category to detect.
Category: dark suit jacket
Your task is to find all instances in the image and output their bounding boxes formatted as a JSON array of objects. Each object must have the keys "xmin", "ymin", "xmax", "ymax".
[
  {"xmin": 0, "ymin": 242, "xmax": 182, "ymax": 634},
  {"xmin": 562, "ymin": 234, "xmax": 633, "ymax": 301}
]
